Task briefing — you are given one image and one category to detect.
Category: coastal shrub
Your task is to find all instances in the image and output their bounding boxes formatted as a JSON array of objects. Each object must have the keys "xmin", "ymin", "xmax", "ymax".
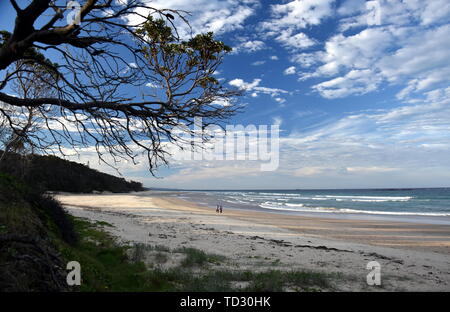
[
  {"xmin": 0, "ymin": 172, "xmax": 28, "ymax": 198},
  {"xmin": 28, "ymin": 193, "xmax": 78, "ymax": 245},
  {"xmin": 154, "ymin": 252, "xmax": 169, "ymax": 264},
  {"xmin": 95, "ymin": 220, "xmax": 113, "ymax": 227},
  {"xmin": 0, "ymin": 173, "xmax": 69, "ymax": 291},
  {"xmin": 179, "ymin": 271, "xmax": 235, "ymax": 292},
  {"xmin": 1, "ymin": 172, "xmax": 78, "ymax": 245},
  {"xmin": 173, "ymin": 269, "xmax": 336, "ymax": 292},
  {"xmin": 176, "ymin": 247, "xmax": 226, "ymax": 267},
  {"xmin": 143, "ymin": 268, "xmax": 187, "ymax": 291},
  {"xmin": 130, "ymin": 243, "xmax": 147, "ymax": 263},
  {"xmin": 0, "ymin": 152, "xmax": 144, "ymax": 194},
  {"xmin": 151, "ymin": 244, "xmax": 171, "ymax": 252},
  {"xmin": 241, "ymin": 270, "xmax": 334, "ymax": 292},
  {"xmin": 129, "ymin": 244, "xmax": 172, "ymax": 265},
  {"xmin": 245, "ymin": 270, "xmax": 285, "ymax": 291},
  {"xmin": 57, "ymin": 217, "xmax": 152, "ymax": 292},
  {"xmin": 287, "ymin": 270, "xmax": 332, "ymax": 289}
]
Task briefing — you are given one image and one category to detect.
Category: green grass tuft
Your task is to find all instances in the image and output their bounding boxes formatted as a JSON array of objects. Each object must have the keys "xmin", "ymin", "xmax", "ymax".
[
  {"xmin": 57, "ymin": 217, "xmax": 152, "ymax": 291},
  {"xmin": 175, "ymin": 247, "xmax": 226, "ymax": 268}
]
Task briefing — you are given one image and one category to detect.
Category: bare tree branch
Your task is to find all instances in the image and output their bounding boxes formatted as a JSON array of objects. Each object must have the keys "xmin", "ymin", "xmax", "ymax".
[{"xmin": 0, "ymin": 0, "xmax": 242, "ymax": 174}]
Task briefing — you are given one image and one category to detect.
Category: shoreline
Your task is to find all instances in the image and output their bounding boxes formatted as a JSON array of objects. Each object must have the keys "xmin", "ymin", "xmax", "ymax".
[
  {"xmin": 57, "ymin": 193, "xmax": 450, "ymax": 291},
  {"xmin": 156, "ymin": 195, "xmax": 450, "ymax": 254},
  {"xmin": 142, "ymin": 190, "xmax": 450, "ymax": 226},
  {"xmin": 191, "ymin": 199, "xmax": 450, "ymax": 226}
]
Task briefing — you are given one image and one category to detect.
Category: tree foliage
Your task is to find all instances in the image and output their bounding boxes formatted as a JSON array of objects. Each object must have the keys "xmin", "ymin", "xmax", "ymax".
[
  {"xmin": 0, "ymin": 152, "xmax": 144, "ymax": 193},
  {"xmin": 0, "ymin": 0, "xmax": 240, "ymax": 173}
]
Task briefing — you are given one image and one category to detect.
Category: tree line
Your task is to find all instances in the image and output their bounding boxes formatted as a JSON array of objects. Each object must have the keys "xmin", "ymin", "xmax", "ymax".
[{"xmin": 0, "ymin": 151, "xmax": 144, "ymax": 193}]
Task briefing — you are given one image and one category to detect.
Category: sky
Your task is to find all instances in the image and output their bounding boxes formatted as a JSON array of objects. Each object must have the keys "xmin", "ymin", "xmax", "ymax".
[{"xmin": 1, "ymin": 0, "xmax": 450, "ymax": 189}]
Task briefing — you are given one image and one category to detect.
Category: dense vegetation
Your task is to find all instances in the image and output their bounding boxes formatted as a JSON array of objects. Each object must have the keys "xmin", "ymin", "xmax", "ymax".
[
  {"xmin": 0, "ymin": 173, "xmax": 75, "ymax": 291},
  {"xmin": 0, "ymin": 150, "xmax": 146, "ymax": 291},
  {"xmin": 0, "ymin": 152, "xmax": 144, "ymax": 193}
]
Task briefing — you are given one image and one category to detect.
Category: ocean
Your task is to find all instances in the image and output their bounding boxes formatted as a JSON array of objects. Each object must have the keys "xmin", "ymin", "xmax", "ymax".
[{"xmin": 168, "ymin": 188, "xmax": 450, "ymax": 225}]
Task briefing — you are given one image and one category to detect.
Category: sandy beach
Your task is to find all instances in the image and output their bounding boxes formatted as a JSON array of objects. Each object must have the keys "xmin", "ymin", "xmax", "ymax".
[{"xmin": 57, "ymin": 192, "xmax": 450, "ymax": 291}]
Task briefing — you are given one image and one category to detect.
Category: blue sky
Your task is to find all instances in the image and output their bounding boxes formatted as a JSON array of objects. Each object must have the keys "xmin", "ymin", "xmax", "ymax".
[{"xmin": 2, "ymin": 0, "xmax": 450, "ymax": 189}]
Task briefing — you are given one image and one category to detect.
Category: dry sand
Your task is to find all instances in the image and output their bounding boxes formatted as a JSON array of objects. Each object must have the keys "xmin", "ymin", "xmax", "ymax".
[{"xmin": 57, "ymin": 192, "xmax": 450, "ymax": 291}]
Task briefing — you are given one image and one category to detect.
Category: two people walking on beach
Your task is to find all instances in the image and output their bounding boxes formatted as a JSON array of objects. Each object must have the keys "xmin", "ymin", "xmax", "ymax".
[{"xmin": 216, "ymin": 204, "xmax": 223, "ymax": 214}]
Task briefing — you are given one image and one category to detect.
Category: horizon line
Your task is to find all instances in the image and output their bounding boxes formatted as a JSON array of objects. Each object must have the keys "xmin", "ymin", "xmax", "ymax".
[{"xmin": 146, "ymin": 186, "xmax": 450, "ymax": 192}]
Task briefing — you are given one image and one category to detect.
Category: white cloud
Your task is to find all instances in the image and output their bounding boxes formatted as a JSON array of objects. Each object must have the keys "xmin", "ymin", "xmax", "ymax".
[
  {"xmin": 419, "ymin": 0, "xmax": 450, "ymax": 25},
  {"xmin": 262, "ymin": 0, "xmax": 335, "ymax": 32},
  {"xmin": 251, "ymin": 60, "xmax": 266, "ymax": 66},
  {"xmin": 283, "ymin": 66, "xmax": 296, "ymax": 75},
  {"xmin": 129, "ymin": 0, "xmax": 259, "ymax": 38},
  {"xmin": 229, "ymin": 78, "xmax": 289, "ymax": 98},
  {"xmin": 315, "ymin": 28, "xmax": 394, "ymax": 77},
  {"xmin": 290, "ymin": 52, "xmax": 322, "ymax": 68},
  {"xmin": 345, "ymin": 167, "xmax": 398, "ymax": 174},
  {"xmin": 274, "ymin": 97, "xmax": 286, "ymax": 104},
  {"xmin": 293, "ymin": 166, "xmax": 328, "ymax": 177},
  {"xmin": 337, "ymin": 0, "xmax": 364, "ymax": 16},
  {"xmin": 268, "ymin": 93, "xmax": 450, "ymax": 186},
  {"xmin": 275, "ymin": 30, "xmax": 316, "ymax": 50},
  {"xmin": 233, "ymin": 40, "xmax": 266, "ymax": 54},
  {"xmin": 145, "ymin": 82, "xmax": 158, "ymax": 88},
  {"xmin": 229, "ymin": 78, "xmax": 261, "ymax": 90},
  {"xmin": 378, "ymin": 25, "xmax": 450, "ymax": 98},
  {"xmin": 164, "ymin": 165, "xmax": 262, "ymax": 182},
  {"xmin": 272, "ymin": 116, "xmax": 283, "ymax": 126},
  {"xmin": 211, "ymin": 98, "xmax": 232, "ymax": 107},
  {"xmin": 289, "ymin": 93, "xmax": 450, "ymax": 152},
  {"xmin": 299, "ymin": 5, "xmax": 450, "ymax": 99},
  {"xmin": 313, "ymin": 69, "xmax": 382, "ymax": 99},
  {"xmin": 259, "ymin": 0, "xmax": 332, "ymax": 58},
  {"xmin": 254, "ymin": 0, "xmax": 450, "ymax": 100}
]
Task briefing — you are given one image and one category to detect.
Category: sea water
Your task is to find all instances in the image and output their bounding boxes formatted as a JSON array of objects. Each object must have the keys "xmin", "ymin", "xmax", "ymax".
[{"xmin": 170, "ymin": 188, "xmax": 450, "ymax": 224}]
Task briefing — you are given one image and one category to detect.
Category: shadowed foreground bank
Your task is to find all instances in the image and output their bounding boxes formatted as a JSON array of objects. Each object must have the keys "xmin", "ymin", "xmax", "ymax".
[{"xmin": 0, "ymin": 173, "xmax": 73, "ymax": 291}]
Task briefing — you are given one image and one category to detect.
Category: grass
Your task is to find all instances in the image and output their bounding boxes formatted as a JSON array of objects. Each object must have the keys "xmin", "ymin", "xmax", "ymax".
[
  {"xmin": 140, "ymin": 268, "xmax": 338, "ymax": 292},
  {"xmin": 154, "ymin": 252, "xmax": 169, "ymax": 264},
  {"xmin": 244, "ymin": 270, "xmax": 335, "ymax": 292},
  {"xmin": 55, "ymin": 217, "xmax": 341, "ymax": 292},
  {"xmin": 56, "ymin": 217, "xmax": 151, "ymax": 291},
  {"xmin": 95, "ymin": 220, "xmax": 113, "ymax": 227},
  {"xmin": 175, "ymin": 247, "xmax": 227, "ymax": 268},
  {"xmin": 129, "ymin": 243, "xmax": 172, "ymax": 264}
]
